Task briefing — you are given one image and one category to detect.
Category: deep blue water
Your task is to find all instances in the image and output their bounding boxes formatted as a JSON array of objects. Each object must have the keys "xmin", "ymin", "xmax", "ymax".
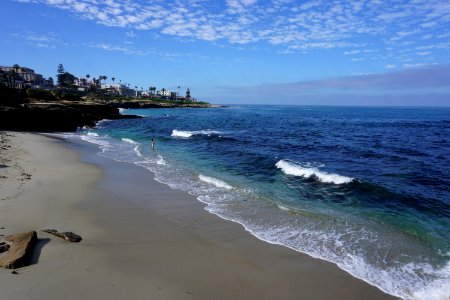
[{"xmin": 68, "ymin": 106, "xmax": 449, "ymax": 299}]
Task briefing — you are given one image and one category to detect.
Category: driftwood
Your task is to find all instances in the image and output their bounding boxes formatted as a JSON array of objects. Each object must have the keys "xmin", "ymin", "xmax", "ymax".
[{"xmin": 42, "ymin": 229, "xmax": 82, "ymax": 242}]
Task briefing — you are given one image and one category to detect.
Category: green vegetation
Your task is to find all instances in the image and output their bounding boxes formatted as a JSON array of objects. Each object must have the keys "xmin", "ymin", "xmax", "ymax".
[
  {"xmin": 56, "ymin": 64, "xmax": 76, "ymax": 88},
  {"xmin": 1, "ymin": 63, "xmax": 211, "ymax": 107},
  {"xmin": 26, "ymin": 88, "xmax": 57, "ymax": 101},
  {"xmin": 25, "ymin": 88, "xmax": 81, "ymax": 101}
]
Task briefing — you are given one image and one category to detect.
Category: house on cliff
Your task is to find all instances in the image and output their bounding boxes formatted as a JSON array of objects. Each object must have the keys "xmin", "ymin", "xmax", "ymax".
[
  {"xmin": 101, "ymin": 84, "xmax": 135, "ymax": 97},
  {"xmin": 0, "ymin": 66, "xmax": 46, "ymax": 89}
]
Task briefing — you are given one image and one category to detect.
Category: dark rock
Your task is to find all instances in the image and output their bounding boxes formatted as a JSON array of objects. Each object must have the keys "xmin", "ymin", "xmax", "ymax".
[
  {"xmin": 0, "ymin": 102, "xmax": 141, "ymax": 132},
  {"xmin": 0, "ymin": 231, "xmax": 37, "ymax": 269},
  {"xmin": 0, "ymin": 242, "xmax": 10, "ymax": 253},
  {"xmin": 42, "ymin": 229, "xmax": 82, "ymax": 242}
]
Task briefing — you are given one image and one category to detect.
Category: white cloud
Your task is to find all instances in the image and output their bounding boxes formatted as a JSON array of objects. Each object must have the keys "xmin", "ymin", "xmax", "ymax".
[
  {"xmin": 12, "ymin": 31, "xmax": 62, "ymax": 49},
  {"xmin": 13, "ymin": 0, "xmax": 450, "ymax": 66},
  {"xmin": 90, "ymin": 43, "xmax": 150, "ymax": 56}
]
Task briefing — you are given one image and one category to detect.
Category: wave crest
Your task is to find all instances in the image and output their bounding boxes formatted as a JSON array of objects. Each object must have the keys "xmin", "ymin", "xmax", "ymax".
[
  {"xmin": 86, "ymin": 132, "xmax": 99, "ymax": 137},
  {"xmin": 199, "ymin": 174, "xmax": 233, "ymax": 190},
  {"xmin": 275, "ymin": 160, "xmax": 353, "ymax": 184},
  {"xmin": 171, "ymin": 129, "xmax": 222, "ymax": 138},
  {"xmin": 121, "ymin": 138, "xmax": 138, "ymax": 144}
]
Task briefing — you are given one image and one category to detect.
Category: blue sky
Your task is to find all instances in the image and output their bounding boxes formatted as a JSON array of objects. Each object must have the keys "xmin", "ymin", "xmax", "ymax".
[{"xmin": 1, "ymin": 0, "xmax": 450, "ymax": 105}]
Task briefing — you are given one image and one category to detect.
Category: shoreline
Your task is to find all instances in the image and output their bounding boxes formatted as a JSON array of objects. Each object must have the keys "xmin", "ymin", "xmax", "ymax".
[{"xmin": 0, "ymin": 131, "xmax": 396, "ymax": 299}]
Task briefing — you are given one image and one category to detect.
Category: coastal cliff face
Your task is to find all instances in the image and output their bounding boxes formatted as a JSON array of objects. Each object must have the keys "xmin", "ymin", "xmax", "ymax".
[
  {"xmin": 0, "ymin": 101, "xmax": 140, "ymax": 132},
  {"xmin": 0, "ymin": 85, "xmax": 144, "ymax": 131},
  {"xmin": 0, "ymin": 86, "xmax": 212, "ymax": 132}
]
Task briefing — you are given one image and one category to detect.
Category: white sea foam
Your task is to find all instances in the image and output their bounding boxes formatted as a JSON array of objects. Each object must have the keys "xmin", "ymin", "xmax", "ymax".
[
  {"xmin": 275, "ymin": 160, "xmax": 353, "ymax": 184},
  {"xmin": 277, "ymin": 204, "xmax": 291, "ymax": 211},
  {"xmin": 156, "ymin": 155, "xmax": 166, "ymax": 165},
  {"xmin": 80, "ymin": 134, "xmax": 111, "ymax": 153},
  {"xmin": 172, "ymin": 130, "xmax": 193, "ymax": 137},
  {"xmin": 199, "ymin": 174, "xmax": 233, "ymax": 190},
  {"xmin": 118, "ymin": 108, "xmax": 127, "ymax": 113},
  {"xmin": 86, "ymin": 132, "xmax": 99, "ymax": 137},
  {"xmin": 121, "ymin": 138, "xmax": 138, "ymax": 144},
  {"xmin": 95, "ymin": 119, "xmax": 112, "ymax": 127},
  {"xmin": 171, "ymin": 129, "xmax": 222, "ymax": 138},
  {"xmin": 65, "ymin": 131, "xmax": 448, "ymax": 300}
]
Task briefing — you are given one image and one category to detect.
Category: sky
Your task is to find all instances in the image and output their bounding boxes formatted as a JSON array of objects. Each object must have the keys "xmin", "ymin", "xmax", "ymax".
[{"xmin": 1, "ymin": 0, "xmax": 450, "ymax": 105}]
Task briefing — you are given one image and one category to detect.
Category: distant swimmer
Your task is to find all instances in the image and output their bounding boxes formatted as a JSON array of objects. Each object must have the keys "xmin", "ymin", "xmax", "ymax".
[{"xmin": 151, "ymin": 138, "xmax": 156, "ymax": 150}]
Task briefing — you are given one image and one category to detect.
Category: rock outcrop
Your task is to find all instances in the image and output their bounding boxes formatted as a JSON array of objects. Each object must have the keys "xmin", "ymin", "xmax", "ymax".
[
  {"xmin": 42, "ymin": 229, "xmax": 82, "ymax": 242},
  {"xmin": 0, "ymin": 231, "xmax": 37, "ymax": 269},
  {"xmin": 0, "ymin": 102, "xmax": 141, "ymax": 132}
]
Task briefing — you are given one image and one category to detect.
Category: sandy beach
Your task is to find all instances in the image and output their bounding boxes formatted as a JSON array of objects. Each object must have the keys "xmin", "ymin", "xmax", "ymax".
[{"xmin": 0, "ymin": 131, "xmax": 396, "ymax": 299}]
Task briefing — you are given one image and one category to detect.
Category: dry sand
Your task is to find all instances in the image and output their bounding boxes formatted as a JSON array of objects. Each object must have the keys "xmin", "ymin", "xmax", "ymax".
[{"xmin": 0, "ymin": 132, "xmax": 396, "ymax": 299}]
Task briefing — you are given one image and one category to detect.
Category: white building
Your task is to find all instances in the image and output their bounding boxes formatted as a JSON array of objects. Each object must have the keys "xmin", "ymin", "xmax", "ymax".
[
  {"xmin": 74, "ymin": 77, "xmax": 89, "ymax": 87},
  {"xmin": 157, "ymin": 89, "xmax": 171, "ymax": 97},
  {"xmin": 101, "ymin": 84, "xmax": 135, "ymax": 97},
  {"xmin": 0, "ymin": 66, "xmax": 45, "ymax": 88}
]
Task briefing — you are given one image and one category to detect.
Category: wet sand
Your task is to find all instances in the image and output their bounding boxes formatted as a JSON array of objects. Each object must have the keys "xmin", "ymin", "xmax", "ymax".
[{"xmin": 0, "ymin": 132, "xmax": 396, "ymax": 299}]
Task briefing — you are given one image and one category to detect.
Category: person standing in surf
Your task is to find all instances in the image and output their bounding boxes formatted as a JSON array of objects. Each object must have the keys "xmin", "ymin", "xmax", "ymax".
[{"xmin": 151, "ymin": 138, "xmax": 156, "ymax": 150}]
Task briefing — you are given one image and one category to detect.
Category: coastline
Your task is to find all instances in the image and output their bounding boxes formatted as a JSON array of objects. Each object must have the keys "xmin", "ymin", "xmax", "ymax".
[{"xmin": 0, "ymin": 132, "xmax": 396, "ymax": 299}]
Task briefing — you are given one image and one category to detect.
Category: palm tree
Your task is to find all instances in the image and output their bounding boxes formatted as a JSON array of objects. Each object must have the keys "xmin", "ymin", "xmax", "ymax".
[
  {"xmin": 186, "ymin": 88, "xmax": 191, "ymax": 100},
  {"xmin": 161, "ymin": 88, "xmax": 166, "ymax": 97},
  {"xmin": 57, "ymin": 64, "xmax": 65, "ymax": 74},
  {"xmin": 86, "ymin": 74, "xmax": 90, "ymax": 79},
  {"xmin": 177, "ymin": 85, "xmax": 181, "ymax": 97},
  {"xmin": 112, "ymin": 77, "xmax": 115, "ymax": 83}
]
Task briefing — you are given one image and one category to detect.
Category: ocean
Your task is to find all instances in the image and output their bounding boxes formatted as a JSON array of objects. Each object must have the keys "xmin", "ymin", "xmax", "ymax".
[{"xmin": 64, "ymin": 105, "xmax": 449, "ymax": 299}]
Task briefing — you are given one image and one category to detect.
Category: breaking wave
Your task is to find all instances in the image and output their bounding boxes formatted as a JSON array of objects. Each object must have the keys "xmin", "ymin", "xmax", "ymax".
[
  {"xmin": 275, "ymin": 160, "xmax": 354, "ymax": 184},
  {"xmin": 171, "ymin": 129, "xmax": 222, "ymax": 138},
  {"xmin": 199, "ymin": 174, "xmax": 233, "ymax": 190}
]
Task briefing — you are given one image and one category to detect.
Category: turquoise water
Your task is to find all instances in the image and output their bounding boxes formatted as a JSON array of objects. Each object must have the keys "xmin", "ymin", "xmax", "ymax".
[{"xmin": 66, "ymin": 106, "xmax": 449, "ymax": 299}]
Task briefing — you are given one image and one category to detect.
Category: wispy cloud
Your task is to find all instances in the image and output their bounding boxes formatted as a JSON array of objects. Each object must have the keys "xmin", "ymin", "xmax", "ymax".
[
  {"xmin": 15, "ymin": 0, "xmax": 450, "ymax": 66},
  {"xmin": 11, "ymin": 31, "xmax": 63, "ymax": 49},
  {"xmin": 89, "ymin": 43, "xmax": 151, "ymax": 56}
]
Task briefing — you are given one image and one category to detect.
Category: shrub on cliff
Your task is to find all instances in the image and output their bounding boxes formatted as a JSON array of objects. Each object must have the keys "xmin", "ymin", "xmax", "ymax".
[
  {"xmin": 49, "ymin": 90, "xmax": 81, "ymax": 101},
  {"xmin": 26, "ymin": 89, "xmax": 57, "ymax": 101},
  {"xmin": 59, "ymin": 92, "xmax": 81, "ymax": 101}
]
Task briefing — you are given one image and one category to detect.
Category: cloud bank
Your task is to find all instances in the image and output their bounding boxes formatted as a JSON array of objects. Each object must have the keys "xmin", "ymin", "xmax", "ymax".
[
  {"xmin": 207, "ymin": 65, "xmax": 450, "ymax": 105},
  {"xmin": 16, "ymin": 0, "xmax": 450, "ymax": 62}
]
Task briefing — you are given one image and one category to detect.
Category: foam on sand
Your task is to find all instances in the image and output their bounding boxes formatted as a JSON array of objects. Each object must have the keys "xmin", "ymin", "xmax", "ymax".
[{"xmin": 275, "ymin": 160, "xmax": 353, "ymax": 184}]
